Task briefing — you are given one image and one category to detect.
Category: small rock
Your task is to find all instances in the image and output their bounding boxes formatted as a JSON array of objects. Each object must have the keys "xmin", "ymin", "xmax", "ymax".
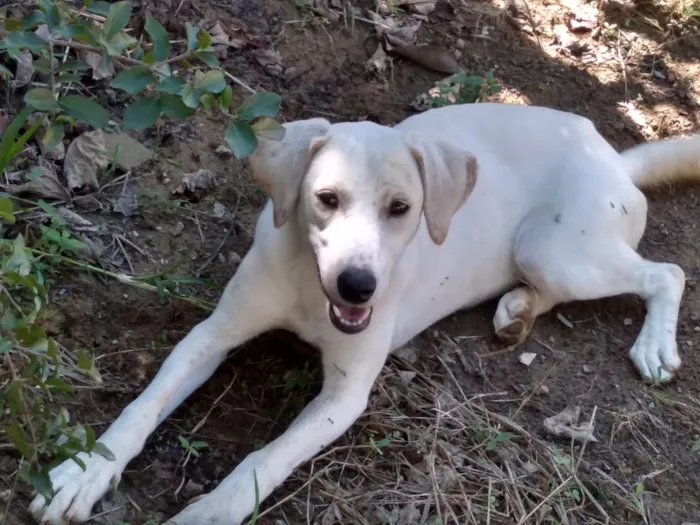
[
  {"xmin": 582, "ymin": 364, "xmax": 593, "ymax": 374},
  {"xmin": 172, "ymin": 221, "xmax": 185, "ymax": 236},
  {"xmin": 623, "ymin": 317, "xmax": 633, "ymax": 326},
  {"xmin": 519, "ymin": 352, "xmax": 537, "ymax": 366},
  {"xmin": 567, "ymin": 4, "xmax": 599, "ymax": 32},
  {"xmin": 92, "ymin": 490, "xmax": 129, "ymax": 524},
  {"xmin": 215, "ymin": 145, "xmax": 232, "ymax": 157},
  {"xmin": 228, "ymin": 251, "xmax": 242, "ymax": 265},
  {"xmin": 394, "ymin": 346, "xmax": 419, "ymax": 364},
  {"xmin": 103, "ymin": 132, "xmax": 155, "ymax": 171},
  {"xmin": 398, "ymin": 370, "xmax": 417, "ymax": 385},
  {"xmin": 536, "ymin": 385, "xmax": 550, "ymax": 395},
  {"xmin": 182, "ymin": 479, "xmax": 204, "ymax": 499},
  {"xmin": 213, "ymin": 201, "xmax": 233, "ymax": 224}
]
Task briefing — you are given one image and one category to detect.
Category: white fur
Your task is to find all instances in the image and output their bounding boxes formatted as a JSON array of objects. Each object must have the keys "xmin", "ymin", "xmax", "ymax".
[{"xmin": 31, "ymin": 103, "xmax": 700, "ymax": 525}]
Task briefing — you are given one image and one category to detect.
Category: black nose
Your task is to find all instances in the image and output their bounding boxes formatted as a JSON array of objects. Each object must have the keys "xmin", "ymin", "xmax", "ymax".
[{"xmin": 337, "ymin": 267, "xmax": 376, "ymax": 304}]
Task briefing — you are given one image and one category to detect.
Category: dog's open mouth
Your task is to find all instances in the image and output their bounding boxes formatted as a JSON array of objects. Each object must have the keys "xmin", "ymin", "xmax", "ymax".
[{"xmin": 328, "ymin": 302, "xmax": 373, "ymax": 334}]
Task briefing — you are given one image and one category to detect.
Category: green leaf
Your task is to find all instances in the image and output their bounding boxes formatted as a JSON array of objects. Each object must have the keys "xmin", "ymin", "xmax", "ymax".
[
  {"xmin": 20, "ymin": 10, "xmax": 46, "ymax": 30},
  {"xmin": 251, "ymin": 470, "xmax": 260, "ymax": 525},
  {"xmin": 198, "ymin": 29, "xmax": 212, "ymax": 49},
  {"xmin": 220, "ymin": 84, "xmax": 233, "ymax": 110},
  {"xmin": 103, "ymin": 1, "xmax": 131, "ymax": 38},
  {"xmin": 124, "ymin": 96, "xmax": 162, "ymax": 129},
  {"xmin": 178, "ymin": 435, "xmax": 190, "ymax": 448},
  {"xmin": 144, "ymin": 14, "xmax": 170, "ymax": 62},
  {"xmin": 181, "ymin": 82, "xmax": 201, "ymax": 109},
  {"xmin": 58, "ymin": 95, "xmax": 109, "ymax": 128},
  {"xmin": 42, "ymin": 121, "xmax": 65, "ymax": 152},
  {"xmin": 1, "ymin": 31, "xmax": 48, "ymax": 51},
  {"xmin": 58, "ymin": 59, "xmax": 90, "ymax": 72},
  {"xmin": 56, "ymin": 73, "xmax": 83, "ymax": 84},
  {"xmin": 70, "ymin": 21, "xmax": 101, "ymax": 47},
  {"xmin": 86, "ymin": 0, "xmax": 111, "ymax": 16},
  {"xmin": 191, "ymin": 441, "xmax": 208, "ymax": 449},
  {"xmin": 160, "ymin": 94, "xmax": 196, "ymax": 120},
  {"xmin": 6, "ymin": 422, "xmax": 33, "ymax": 458},
  {"xmin": 110, "ymin": 66, "xmax": 155, "ymax": 95},
  {"xmin": 185, "ymin": 22, "xmax": 199, "ymax": 51},
  {"xmin": 237, "ymin": 92, "xmax": 282, "ymax": 122},
  {"xmin": 156, "ymin": 76, "xmax": 185, "ymax": 95},
  {"xmin": 251, "ymin": 117, "xmax": 286, "ymax": 141},
  {"xmin": 0, "ymin": 105, "xmax": 35, "ymax": 174},
  {"xmin": 0, "ymin": 197, "xmax": 16, "ymax": 224},
  {"xmin": 43, "ymin": 2, "xmax": 62, "ymax": 30},
  {"xmin": 85, "ymin": 425, "xmax": 96, "ymax": 451},
  {"xmin": 0, "ymin": 64, "xmax": 14, "ymax": 79},
  {"xmin": 92, "ymin": 442, "xmax": 116, "ymax": 461},
  {"xmin": 194, "ymin": 70, "xmax": 226, "ymax": 94},
  {"xmin": 4, "ymin": 18, "xmax": 21, "ymax": 31},
  {"xmin": 195, "ymin": 50, "xmax": 219, "ymax": 68},
  {"xmin": 103, "ymin": 31, "xmax": 138, "ymax": 56},
  {"xmin": 225, "ymin": 121, "xmax": 258, "ymax": 159},
  {"xmin": 25, "ymin": 88, "xmax": 59, "ymax": 111}
]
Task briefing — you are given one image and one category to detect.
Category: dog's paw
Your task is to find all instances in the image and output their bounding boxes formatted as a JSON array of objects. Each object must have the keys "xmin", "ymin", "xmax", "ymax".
[
  {"xmin": 493, "ymin": 288, "xmax": 535, "ymax": 346},
  {"xmin": 165, "ymin": 493, "xmax": 238, "ymax": 525},
  {"xmin": 629, "ymin": 324, "xmax": 680, "ymax": 384},
  {"xmin": 29, "ymin": 450, "xmax": 124, "ymax": 525}
]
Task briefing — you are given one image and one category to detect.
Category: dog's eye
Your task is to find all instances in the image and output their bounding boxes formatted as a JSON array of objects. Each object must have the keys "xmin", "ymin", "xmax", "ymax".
[
  {"xmin": 389, "ymin": 200, "xmax": 410, "ymax": 217},
  {"xmin": 317, "ymin": 191, "xmax": 339, "ymax": 210}
]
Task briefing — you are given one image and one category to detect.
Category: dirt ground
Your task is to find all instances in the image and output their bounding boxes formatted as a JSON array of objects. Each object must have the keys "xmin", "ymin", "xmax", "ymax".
[{"xmin": 3, "ymin": 0, "xmax": 700, "ymax": 523}]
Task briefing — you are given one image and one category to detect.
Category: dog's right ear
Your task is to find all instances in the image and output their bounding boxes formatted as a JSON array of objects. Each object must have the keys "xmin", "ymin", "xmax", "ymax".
[{"xmin": 249, "ymin": 118, "xmax": 331, "ymax": 228}]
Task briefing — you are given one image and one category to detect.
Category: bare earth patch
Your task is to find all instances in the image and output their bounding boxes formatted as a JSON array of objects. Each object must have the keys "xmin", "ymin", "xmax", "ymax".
[{"xmin": 2, "ymin": 0, "xmax": 700, "ymax": 523}]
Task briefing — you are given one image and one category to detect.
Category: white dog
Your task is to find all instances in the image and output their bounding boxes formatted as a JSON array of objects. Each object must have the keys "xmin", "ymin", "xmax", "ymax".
[{"xmin": 31, "ymin": 103, "xmax": 700, "ymax": 525}]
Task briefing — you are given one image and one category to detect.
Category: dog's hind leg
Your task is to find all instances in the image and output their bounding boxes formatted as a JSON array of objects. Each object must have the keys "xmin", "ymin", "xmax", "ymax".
[
  {"xmin": 30, "ymin": 249, "xmax": 288, "ymax": 525},
  {"xmin": 493, "ymin": 213, "xmax": 685, "ymax": 383}
]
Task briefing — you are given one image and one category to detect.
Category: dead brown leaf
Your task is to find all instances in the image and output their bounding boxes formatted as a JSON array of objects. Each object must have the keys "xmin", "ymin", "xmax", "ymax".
[
  {"xmin": 12, "ymin": 51, "xmax": 34, "ymax": 88},
  {"xmin": 384, "ymin": 33, "xmax": 461, "ymax": 74},
  {"xmin": 81, "ymin": 50, "xmax": 115, "ymax": 80},
  {"xmin": 1, "ymin": 163, "xmax": 71, "ymax": 201},
  {"xmin": 172, "ymin": 169, "xmax": 217, "ymax": 200},
  {"xmin": 543, "ymin": 404, "xmax": 597, "ymax": 443},
  {"xmin": 64, "ymin": 129, "xmax": 109, "ymax": 193},
  {"xmin": 252, "ymin": 49, "xmax": 284, "ymax": 77}
]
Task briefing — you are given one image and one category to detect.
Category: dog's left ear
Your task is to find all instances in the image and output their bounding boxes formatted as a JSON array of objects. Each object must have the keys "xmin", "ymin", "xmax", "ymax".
[
  {"xmin": 406, "ymin": 133, "xmax": 478, "ymax": 245},
  {"xmin": 249, "ymin": 118, "xmax": 331, "ymax": 228}
]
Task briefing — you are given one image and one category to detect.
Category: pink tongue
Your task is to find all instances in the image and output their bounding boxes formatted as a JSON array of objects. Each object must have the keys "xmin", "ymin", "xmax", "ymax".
[{"xmin": 338, "ymin": 306, "xmax": 367, "ymax": 321}]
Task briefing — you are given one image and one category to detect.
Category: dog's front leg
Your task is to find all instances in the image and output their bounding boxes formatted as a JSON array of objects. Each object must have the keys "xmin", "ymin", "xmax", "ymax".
[
  {"xmin": 165, "ymin": 325, "xmax": 394, "ymax": 525},
  {"xmin": 30, "ymin": 250, "xmax": 288, "ymax": 525}
]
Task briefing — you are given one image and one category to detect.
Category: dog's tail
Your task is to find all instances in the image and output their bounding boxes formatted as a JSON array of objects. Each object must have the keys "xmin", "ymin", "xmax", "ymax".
[{"xmin": 622, "ymin": 134, "xmax": 700, "ymax": 189}]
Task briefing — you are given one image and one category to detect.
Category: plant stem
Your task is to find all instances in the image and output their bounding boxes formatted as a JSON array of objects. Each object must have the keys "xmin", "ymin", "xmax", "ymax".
[{"xmin": 28, "ymin": 249, "xmax": 216, "ymax": 311}]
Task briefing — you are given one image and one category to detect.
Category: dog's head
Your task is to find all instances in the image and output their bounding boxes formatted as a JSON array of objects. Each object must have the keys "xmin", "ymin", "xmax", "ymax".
[{"xmin": 249, "ymin": 118, "xmax": 478, "ymax": 335}]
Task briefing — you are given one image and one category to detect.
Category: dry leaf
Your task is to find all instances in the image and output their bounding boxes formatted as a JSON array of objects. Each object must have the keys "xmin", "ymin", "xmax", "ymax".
[
  {"xmin": 1, "ymin": 164, "xmax": 71, "ymax": 201},
  {"xmin": 82, "ymin": 50, "xmax": 115, "ymax": 80},
  {"xmin": 172, "ymin": 169, "xmax": 217, "ymax": 200},
  {"xmin": 385, "ymin": 34, "xmax": 461, "ymax": 74},
  {"xmin": 35, "ymin": 24, "xmax": 60, "ymax": 45},
  {"xmin": 56, "ymin": 207, "xmax": 96, "ymax": 232},
  {"xmin": 543, "ymin": 405, "xmax": 597, "ymax": 443},
  {"xmin": 12, "ymin": 51, "xmax": 34, "ymax": 88},
  {"xmin": 366, "ymin": 14, "xmax": 422, "ymax": 72},
  {"xmin": 64, "ymin": 129, "xmax": 109, "ymax": 192},
  {"xmin": 252, "ymin": 49, "xmax": 284, "ymax": 77},
  {"xmin": 113, "ymin": 184, "xmax": 138, "ymax": 217},
  {"xmin": 209, "ymin": 22, "xmax": 231, "ymax": 46}
]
